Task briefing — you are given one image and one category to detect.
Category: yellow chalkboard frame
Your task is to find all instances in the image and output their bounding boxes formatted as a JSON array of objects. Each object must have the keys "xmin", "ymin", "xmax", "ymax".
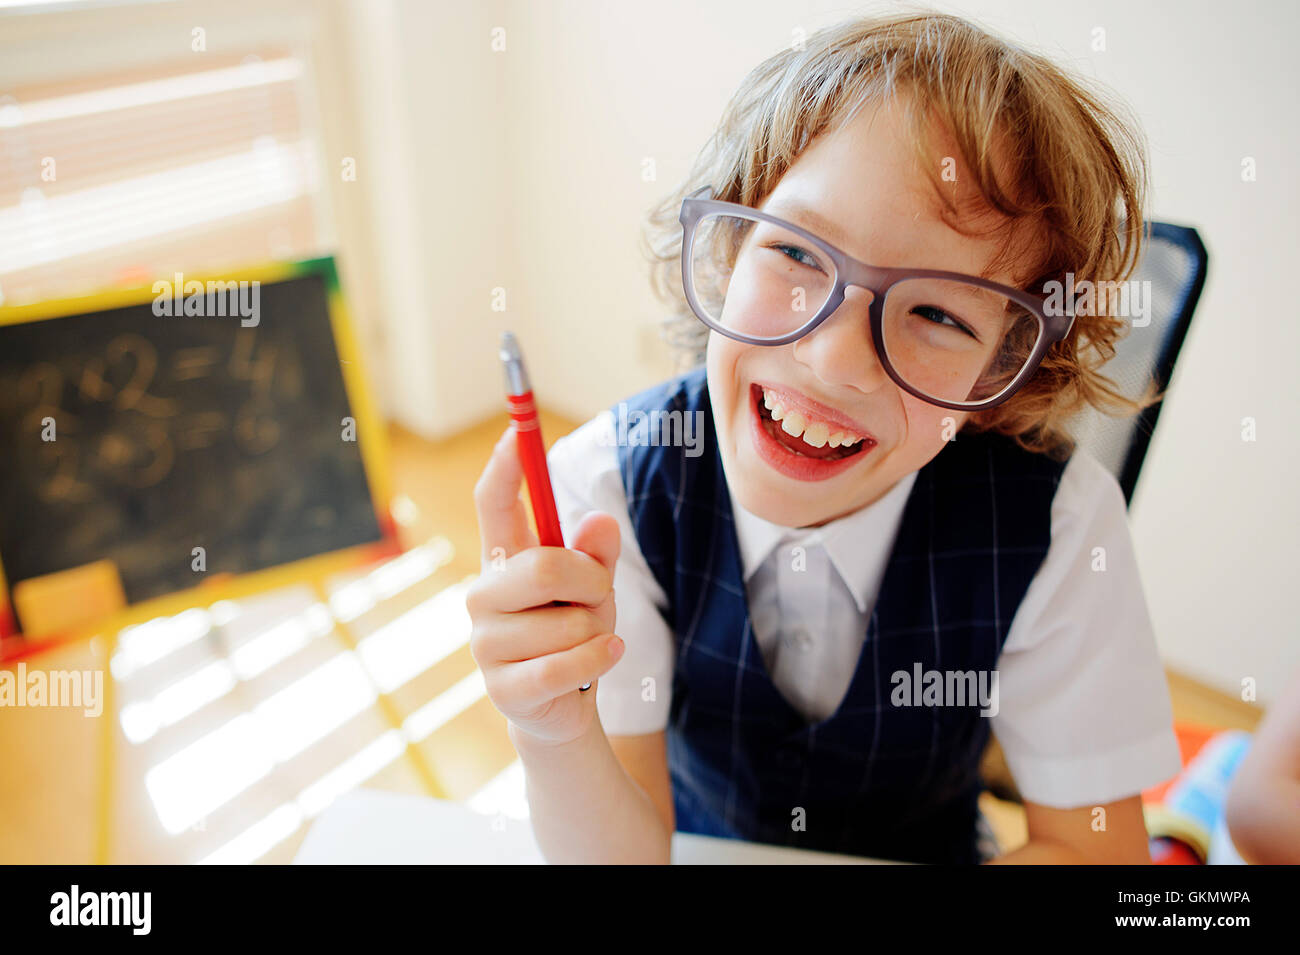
[{"xmin": 0, "ymin": 256, "xmax": 401, "ymax": 658}]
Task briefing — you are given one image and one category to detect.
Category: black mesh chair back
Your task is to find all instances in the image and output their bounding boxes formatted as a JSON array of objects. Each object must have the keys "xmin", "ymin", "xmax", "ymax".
[{"xmin": 1065, "ymin": 223, "xmax": 1208, "ymax": 506}]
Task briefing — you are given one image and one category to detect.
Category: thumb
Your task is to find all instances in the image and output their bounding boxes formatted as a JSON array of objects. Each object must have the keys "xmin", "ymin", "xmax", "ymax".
[{"xmin": 568, "ymin": 510, "xmax": 621, "ymax": 576}]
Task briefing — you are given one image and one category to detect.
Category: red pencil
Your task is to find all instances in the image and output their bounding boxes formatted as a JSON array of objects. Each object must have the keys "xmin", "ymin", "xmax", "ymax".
[
  {"xmin": 499, "ymin": 332, "xmax": 590, "ymax": 691},
  {"xmin": 499, "ymin": 332, "xmax": 564, "ymax": 548}
]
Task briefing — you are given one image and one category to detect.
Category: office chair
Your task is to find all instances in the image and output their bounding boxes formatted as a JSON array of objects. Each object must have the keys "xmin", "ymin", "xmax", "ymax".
[{"xmin": 1064, "ymin": 222, "xmax": 1209, "ymax": 507}]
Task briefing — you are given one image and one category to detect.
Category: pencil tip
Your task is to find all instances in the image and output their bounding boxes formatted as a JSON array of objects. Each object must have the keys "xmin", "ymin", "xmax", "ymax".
[{"xmin": 499, "ymin": 331, "xmax": 520, "ymax": 361}]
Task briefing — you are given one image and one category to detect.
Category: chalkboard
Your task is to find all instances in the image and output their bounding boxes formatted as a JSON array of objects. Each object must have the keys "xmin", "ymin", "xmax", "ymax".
[{"xmin": 0, "ymin": 259, "xmax": 386, "ymax": 628}]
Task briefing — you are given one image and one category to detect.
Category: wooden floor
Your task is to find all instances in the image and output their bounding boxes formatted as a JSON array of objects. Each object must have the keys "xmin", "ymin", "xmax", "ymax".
[{"xmin": 0, "ymin": 410, "xmax": 1264, "ymax": 863}]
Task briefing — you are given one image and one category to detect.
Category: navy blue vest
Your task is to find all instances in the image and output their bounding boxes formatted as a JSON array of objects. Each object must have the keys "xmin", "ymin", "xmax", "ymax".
[{"xmin": 614, "ymin": 367, "xmax": 1069, "ymax": 864}]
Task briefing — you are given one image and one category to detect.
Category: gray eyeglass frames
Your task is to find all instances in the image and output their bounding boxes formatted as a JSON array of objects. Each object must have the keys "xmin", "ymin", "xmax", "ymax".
[{"xmin": 678, "ymin": 185, "xmax": 1073, "ymax": 411}]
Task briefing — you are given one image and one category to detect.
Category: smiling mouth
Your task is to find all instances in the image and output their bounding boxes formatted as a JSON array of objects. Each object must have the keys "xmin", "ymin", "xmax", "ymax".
[{"xmin": 751, "ymin": 384, "xmax": 868, "ymax": 461}]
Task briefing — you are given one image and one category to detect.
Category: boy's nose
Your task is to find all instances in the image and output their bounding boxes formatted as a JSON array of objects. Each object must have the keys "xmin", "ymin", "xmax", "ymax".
[{"xmin": 791, "ymin": 286, "xmax": 890, "ymax": 392}]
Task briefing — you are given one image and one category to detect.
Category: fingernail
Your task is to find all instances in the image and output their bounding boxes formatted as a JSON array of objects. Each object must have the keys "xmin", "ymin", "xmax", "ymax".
[{"xmin": 608, "ymin": 635, "xmax": 624, "ymax": 658}]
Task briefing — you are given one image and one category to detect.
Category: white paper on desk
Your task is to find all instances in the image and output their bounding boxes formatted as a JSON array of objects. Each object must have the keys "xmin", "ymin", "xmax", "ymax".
[
  {"xmin": 294, "ymin": 788, "xmax": 890, "ymax": 864},
  {"xmin": 294, "ymin": 789, "xmax": 546, "ymax": 864}
]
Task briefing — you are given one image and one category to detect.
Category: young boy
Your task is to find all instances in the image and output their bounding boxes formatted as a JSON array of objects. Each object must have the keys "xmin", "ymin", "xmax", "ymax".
[{"xmin": 468, "ymin": 13, "xmax": 1181, "ymax": 864}]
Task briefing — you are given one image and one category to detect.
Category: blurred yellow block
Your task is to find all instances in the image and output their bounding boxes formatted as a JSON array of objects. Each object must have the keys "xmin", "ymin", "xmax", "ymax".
[{"xmin": 12, "ymin": 560, "xmax": 126, "ymax": 640}]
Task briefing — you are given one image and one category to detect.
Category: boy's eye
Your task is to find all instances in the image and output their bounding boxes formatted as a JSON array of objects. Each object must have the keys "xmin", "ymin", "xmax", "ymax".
[
  {"xmin": 912, "ymin": 305, "xmax": 978, "ymax": 340},
  {"xmin": 770, "ymin": 243, "xmax": 827, "ymax": 273}
]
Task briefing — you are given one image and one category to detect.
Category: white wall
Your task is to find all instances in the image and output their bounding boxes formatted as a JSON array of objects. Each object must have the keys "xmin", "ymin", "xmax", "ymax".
[{"xmin": 335, "ymin": 0, "xmax": 514, "ymax": 437}]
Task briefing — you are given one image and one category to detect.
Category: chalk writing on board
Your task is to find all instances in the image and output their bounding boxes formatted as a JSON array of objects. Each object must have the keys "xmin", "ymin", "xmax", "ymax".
[{"xmin": 0, "ymin": 269, "xmax": 383, "ymax": 608}]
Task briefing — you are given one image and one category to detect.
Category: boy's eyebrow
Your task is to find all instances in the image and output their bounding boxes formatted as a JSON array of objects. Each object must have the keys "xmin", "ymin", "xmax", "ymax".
[{"xmin": 762, "ymin": 199, "xmax": 857, "ymax": 249}]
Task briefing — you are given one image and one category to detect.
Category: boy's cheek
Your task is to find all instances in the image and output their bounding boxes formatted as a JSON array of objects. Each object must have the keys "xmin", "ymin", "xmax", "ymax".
[
  {"xmin": 907, "ymin": 408, "xmax": 969, "ymax": 461},
  {"xmin": 705, "ymin": 336, "xmax": 746, "ymax": 424}
]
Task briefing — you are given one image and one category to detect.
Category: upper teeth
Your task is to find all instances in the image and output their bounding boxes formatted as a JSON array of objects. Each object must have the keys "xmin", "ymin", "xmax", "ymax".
[{"xmin": 762, "ymin": 387, "xmax": 863, "ymax": 449}]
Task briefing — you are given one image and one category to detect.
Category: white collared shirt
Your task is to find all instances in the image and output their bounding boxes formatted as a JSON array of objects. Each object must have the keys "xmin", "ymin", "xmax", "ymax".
[
  {"xmin": 547, "ymin": 409, "xmax": 1182, "ymax": 809},
  {"xmin": 733, "ymin": 469, "xmax": 918, "ymax": 724}
]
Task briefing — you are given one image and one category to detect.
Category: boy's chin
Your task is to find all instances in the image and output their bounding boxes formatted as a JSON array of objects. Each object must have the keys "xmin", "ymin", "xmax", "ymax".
[
  {"xmin": 731, "ymin": 479, "xmax": 841, "ymax": 528},
  {"xmin": 718, "ymin": 431, "xmax": 851, "ymax": 527}
]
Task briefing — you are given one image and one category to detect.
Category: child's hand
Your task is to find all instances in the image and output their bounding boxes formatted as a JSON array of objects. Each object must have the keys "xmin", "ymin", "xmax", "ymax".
[{"xmin": 467, "ymin": 426, "xmax": 625, "ymax": 747}]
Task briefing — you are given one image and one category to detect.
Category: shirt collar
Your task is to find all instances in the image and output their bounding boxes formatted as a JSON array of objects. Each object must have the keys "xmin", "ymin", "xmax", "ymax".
[{"xmin": 728, "ymin": 470, "xmax": 919, "ymax": 614}]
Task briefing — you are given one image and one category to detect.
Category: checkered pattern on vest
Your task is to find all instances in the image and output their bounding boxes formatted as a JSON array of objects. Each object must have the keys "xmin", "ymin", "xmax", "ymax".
[{"xmin": 615, "ymin": 367, "xmax": 1068, "ymax": 864}]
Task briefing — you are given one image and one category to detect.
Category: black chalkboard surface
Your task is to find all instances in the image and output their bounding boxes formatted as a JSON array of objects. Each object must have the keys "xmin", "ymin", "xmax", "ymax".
[{"xmin": 0, "ymin": 258, "xmax": 386, "ymax": 630}]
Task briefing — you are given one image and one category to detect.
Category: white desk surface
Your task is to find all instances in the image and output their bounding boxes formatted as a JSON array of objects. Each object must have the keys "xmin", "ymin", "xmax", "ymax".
[{"xmin": 293, "ymin": 789, "xmax": 895, "ymax": 864}]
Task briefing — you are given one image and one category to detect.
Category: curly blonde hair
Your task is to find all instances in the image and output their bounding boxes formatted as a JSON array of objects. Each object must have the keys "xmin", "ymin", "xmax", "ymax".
[{"xmin": 642, "ymin": 11, "xmax": 1163, "ymax": 461}]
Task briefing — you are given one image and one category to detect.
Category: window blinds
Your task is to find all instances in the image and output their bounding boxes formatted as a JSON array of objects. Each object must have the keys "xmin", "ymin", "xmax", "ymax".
[{"xmin": 0, "ymin": 52, "xmax": 324, "ymax": 305}]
